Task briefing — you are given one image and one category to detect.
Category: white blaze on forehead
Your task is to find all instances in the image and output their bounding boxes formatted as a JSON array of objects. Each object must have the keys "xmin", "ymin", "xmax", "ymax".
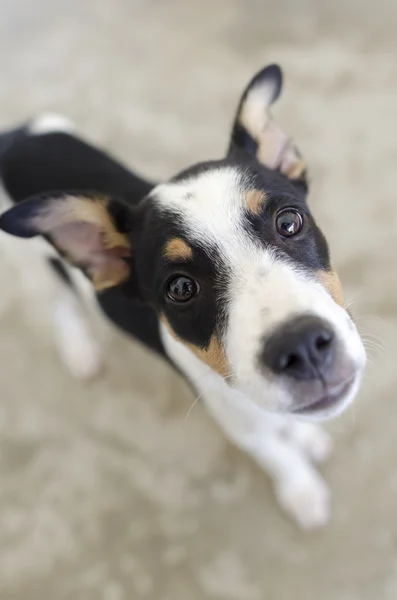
[
  {"xmin": 151, "ymin": 167, "xmax": 258, "ymax": 261},
  {"xmin": 151, "ymin": 166, "xmax": 284, "ymax": 299}
]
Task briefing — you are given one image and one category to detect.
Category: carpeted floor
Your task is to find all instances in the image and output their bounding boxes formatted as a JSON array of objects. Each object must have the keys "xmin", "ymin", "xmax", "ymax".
[{"xmin": 0, "ymin": 1, "xmax": 396, "ymax": 598}]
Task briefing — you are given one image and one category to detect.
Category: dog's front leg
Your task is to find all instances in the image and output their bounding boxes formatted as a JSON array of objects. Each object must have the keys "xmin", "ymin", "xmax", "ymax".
[{"xmin": 203, "ymin": 388, "xmax": 331, "ymax": 530}]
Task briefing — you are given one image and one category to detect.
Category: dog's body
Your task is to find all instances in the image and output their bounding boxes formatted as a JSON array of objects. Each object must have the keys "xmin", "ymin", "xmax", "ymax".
[{"xmin": 0, "ymin": 65, "xmax": 366, "ymax": 529}]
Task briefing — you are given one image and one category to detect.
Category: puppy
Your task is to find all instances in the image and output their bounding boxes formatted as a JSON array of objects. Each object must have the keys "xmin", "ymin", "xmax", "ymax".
[{"xmin": 0, "ymin": 65, "xmax": 366, "ymax": 529}]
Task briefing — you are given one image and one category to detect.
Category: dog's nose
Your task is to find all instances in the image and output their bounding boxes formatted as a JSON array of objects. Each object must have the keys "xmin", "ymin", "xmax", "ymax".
[{"xmin": 262, "ymin": 316, "xmax": 335, "ymax": 380}]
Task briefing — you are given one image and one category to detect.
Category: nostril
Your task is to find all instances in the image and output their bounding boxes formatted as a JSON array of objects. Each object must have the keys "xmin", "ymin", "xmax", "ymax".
[
  {"xmin": 315, "ymin": 331, "xmax": 333, "ymax": 350},
  {"xmin": 314, "ymin": 330, "xmax": 334, "ymax": 355},
  {"xmin": 279, "ymin": 352, "xmax": 303, "ymax": 372}
]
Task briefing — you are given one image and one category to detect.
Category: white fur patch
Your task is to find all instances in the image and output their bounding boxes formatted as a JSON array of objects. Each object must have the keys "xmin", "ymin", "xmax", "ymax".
[
  {"xmin": 153, "ymin": 167, "xmax": 257, "ymax": 266},
  {"xmin": 29, "ymin": 113, "xmax": 75, "ymax": 136},
  {"xmin": 53, "ymin": 295, "xmax": 103, "ymax": 380}
]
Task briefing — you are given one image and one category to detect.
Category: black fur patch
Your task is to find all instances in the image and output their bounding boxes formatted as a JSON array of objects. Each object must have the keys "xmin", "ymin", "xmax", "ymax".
[
  {"xmin": 234, "ymin": 159, "xmax": 330, "ymax": 271},
  {"xmin": 243, "ymin": 193, "xmax": 330, "ymax": 272},
  {"xmin": 0, "ymin": 131, "xmax": 152, "ymax": 206},
  {"xmin": 228, "ymin": 123, "xmax": 258, "ymax": 157},
  {"xmin": 0, "ymin": 126, "xmax": 166, "ymax": 358},
  {"xmin": 131, "ymin": 201, "xmax": 229, "ymax": 350}
]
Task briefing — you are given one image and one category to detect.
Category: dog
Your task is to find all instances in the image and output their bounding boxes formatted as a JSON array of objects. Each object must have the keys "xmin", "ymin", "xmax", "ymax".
[{"xmin": 0, "ymin": 64, "xmax": 366, "ymax": 529}]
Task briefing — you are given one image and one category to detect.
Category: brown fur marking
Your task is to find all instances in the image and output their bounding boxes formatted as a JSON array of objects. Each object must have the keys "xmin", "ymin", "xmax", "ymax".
[
  {"xmin": 318, "ymin": 269, "xmax": 344, "ymax": 307},
  {"xmin": 285, "ymin": 158, "xmax": 306, "ymax": 181},
  {"xmin": 32, "ymin": 195, "xmax": 131, "ymax": 291},
  {"xmin": 32, "ymin": 195, "xmax": 130, "ymax": 249},
  {"xmin": 245, "ymin": 190, "xmax": 267, "ymax": 215},
  {"xmin": 191, "ymin": 336, "xmax": 230, "ymax": 378},
  {"xmin": 164, "ymin": 238, "xmax": 193, "ymax": 262},
  {"xmin": 162, "ymin": 316, "xmax": 230, "ymax": 378}
]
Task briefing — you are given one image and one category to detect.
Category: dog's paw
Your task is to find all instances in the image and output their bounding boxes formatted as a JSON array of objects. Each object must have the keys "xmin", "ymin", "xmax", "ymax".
[
  {"xmin": 290, "ymin": 422, "xmax": 333, "ymax": 464},
  {"xmin": 54, "ymin": 302, "xmax": 104, "ymax": 381},
  {"xmin": 59, "ymin": 332, "xmax": 104, "ymax": 381},
  {"xmin": 276, "ymin": 475, "xmax": 330, "ymax": 530}
]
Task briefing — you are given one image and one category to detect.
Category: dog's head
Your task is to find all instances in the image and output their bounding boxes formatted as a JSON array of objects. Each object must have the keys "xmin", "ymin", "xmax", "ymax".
[{"xmin": 0, "ymin": 65, "xmax": 365, "ymax": 420}]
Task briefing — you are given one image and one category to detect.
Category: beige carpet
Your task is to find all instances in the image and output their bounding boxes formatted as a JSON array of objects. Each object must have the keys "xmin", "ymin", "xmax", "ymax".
[{"xmin": 0, "ymin": 1, "xmax": 396, "ymax": 598}]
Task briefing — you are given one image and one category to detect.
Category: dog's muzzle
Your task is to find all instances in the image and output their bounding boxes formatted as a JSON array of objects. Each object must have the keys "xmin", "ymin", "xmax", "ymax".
[{"xmin": 261, "ymin": 315, "xmax": 360, "ymax": 417}]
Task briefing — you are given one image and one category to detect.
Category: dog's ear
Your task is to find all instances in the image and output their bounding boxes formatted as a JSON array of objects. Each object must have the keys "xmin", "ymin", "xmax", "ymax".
[
  {"xmin": 0, "ymin": 193, "xmax": 135, "ymax": 291},
  {"xmin": 228, "ymin": 64, "xmax": 307, "ymax": 190}
]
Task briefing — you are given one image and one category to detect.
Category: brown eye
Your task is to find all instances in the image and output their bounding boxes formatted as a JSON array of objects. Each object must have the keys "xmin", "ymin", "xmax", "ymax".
[
  {"xmin": 166, "ymin": 275, "xmax": 199, "ymax": 303},
  {"xmin": 275, "ymin": 209, "xmax": 303, "ymax": 237}
]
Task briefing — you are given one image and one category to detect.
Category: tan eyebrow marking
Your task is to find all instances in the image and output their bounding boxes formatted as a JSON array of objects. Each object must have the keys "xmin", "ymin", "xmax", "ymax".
[
  {"xmin": 317, "ymin": 269, "xmax": 344, "ymax": 307},
  {"xmin": 196, "ymin": 335, "xmax": 230, "ymax": 378},
  {"xmin": 245, "ymin": 189, "xmax": 267, "ymax": 215},
  {"xmin": 164, "ymin": 237, "xmax": 193, "ymax": 262}
]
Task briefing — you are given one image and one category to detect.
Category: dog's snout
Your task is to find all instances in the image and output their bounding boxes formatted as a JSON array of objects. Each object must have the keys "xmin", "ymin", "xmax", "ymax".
[{"xmin": 262, "ymin": 316, "xmax": 335, "ymax": 380}]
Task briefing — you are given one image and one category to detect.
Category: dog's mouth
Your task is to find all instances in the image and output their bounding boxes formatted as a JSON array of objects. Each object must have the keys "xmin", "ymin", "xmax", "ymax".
[{"xmin": 290, "ymin": 376, "xmax": 357, "ymax": 417}]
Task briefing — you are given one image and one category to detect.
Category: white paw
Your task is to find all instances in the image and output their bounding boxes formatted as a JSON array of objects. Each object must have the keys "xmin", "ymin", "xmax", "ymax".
[
  {"xmin": 54, "ymin": 302, "xmax": 104, "ymax": 381},
  {"xmin": 276, "ymin": 475, "xmax": 330, "ymax": 530},
  {"xmin": 291, "ymin": 422, "xmax": 333, "ymax": 464},
  {"xmin": 59, "ymin": 332, "xmax": 104, "ymax": 381}
]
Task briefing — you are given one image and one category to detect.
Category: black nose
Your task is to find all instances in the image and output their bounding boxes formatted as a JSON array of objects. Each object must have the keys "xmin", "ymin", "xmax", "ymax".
[{"xmin": 262, "ymin": 316, "xmax": 335, "ymax": 380}]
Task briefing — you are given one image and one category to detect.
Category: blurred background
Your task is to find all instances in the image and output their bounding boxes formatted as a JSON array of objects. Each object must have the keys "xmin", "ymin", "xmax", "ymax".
[{"xmin": 0, "ymin": 1, "xmax": 396, "ymax": 598}]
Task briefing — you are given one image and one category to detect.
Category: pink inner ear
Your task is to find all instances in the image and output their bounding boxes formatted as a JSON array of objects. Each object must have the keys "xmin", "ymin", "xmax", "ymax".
[
  {"xmin": 52, "ymin": 221, "xmax": 103, "ymax": 260},
  {"xmin": 51, "ymin": 221, "xmax": 130, "ymax": 285},
  {"xmin": 258, "ymin": 121, "xmax": 304, "ymax": 179}
]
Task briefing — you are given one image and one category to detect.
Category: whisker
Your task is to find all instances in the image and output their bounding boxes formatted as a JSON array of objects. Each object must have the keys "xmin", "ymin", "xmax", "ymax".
[
  {"xmin": 361, "ymin": 333, "xmax": 386, "ymax": 345},
  {"xmin": 354, "ymin": 314, "xmax": 388, "ymax": 326},
  {"xmin": 362, "ymin": 339, "xmax": 386, "ymax": 356},
  {"xmin": 185, "ymin": 392, "xmax": 205, "ymax": 420},
  {"xmin": 184, "ymin": 369, "xmax": 235, "ymax": 421},
  {"xmin": 362, "ymin": 339, "xmax": 385, "ymax": 351},
  {"xmin": 344, "ymin": 297, "xmax": 360, "ymax": 311},
  {"xmin": 364, "ymin": 339, "xmax": 387, "ymax": 353}
]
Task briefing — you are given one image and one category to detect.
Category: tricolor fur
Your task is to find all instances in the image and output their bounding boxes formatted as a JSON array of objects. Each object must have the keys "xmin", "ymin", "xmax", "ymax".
[{"xmin": 0, "ymin": 65, "xmax": 365, "ymax": 529}]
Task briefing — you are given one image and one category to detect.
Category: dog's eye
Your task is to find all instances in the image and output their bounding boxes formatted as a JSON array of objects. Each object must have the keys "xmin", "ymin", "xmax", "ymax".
[
  {"xmin": 166, "ymin": 275, "xmax": 200, "ymax": 303},
  {"xmin": 275, "ymin": 209, "xmax": 303, "ymax": 237}
]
